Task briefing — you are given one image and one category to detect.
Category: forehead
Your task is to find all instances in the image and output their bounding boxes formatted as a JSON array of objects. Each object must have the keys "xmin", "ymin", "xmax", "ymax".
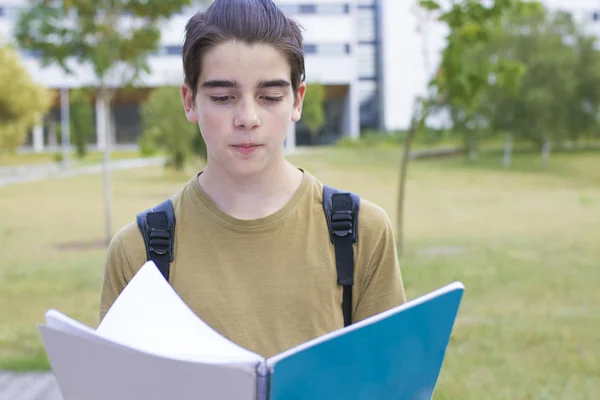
[{"xmin": 199, "ymin": 40, "xmax": 291, "ymax": 86}]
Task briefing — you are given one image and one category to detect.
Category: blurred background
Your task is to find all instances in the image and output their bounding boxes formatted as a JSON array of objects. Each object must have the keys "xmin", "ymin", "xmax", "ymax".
[{"xmin": 0, "ymin": 0, "xmax": 599, "ymax": 399}]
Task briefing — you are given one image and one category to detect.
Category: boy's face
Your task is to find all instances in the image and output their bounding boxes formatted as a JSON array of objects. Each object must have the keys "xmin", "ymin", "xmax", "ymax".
[{"xmin": 181, "ymin": 40, "xmax": 306, "ymax": 178}]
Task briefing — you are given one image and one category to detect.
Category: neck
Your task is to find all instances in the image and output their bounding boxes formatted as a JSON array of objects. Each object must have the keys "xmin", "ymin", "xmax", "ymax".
[{"xmin": 198, "ymin": 156, "xmax": 303, "ymax": 220}]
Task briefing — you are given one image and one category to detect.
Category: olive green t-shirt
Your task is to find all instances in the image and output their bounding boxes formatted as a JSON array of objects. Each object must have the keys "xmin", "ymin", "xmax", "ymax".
[{"xmin": 100, "ymin": 169, "xmax": 406, "ymax": 359}]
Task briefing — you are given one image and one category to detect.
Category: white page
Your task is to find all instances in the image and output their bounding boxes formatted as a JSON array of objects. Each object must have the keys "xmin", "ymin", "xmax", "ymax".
[
  {"xmin": 45, "ymin": 309, "xmax": 100, "ymax": 338},
  {"xmin": 39, "ymin": 325, "xmax": 257, "ymax": 400},
  {"xmin": 96, "ymin": 261, "xmax": 263, "ymax": 367}
]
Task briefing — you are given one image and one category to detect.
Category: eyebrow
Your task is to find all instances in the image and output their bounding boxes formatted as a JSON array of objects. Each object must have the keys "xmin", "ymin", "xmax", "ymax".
[
  {"xmin": 257, "ymin": 79, "xmax": 290, "ymax": 89},
  {"xmin": 200, "ymin": 79, "xmax": 291, "ymax": 89},
  {"xmin": 201, "ymin": 80, "xmax": 237, "ymax": 89}
]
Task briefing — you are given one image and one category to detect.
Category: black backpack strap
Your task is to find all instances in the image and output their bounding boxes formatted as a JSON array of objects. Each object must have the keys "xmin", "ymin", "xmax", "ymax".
[
  {"xmin": 136, "ymin": 199, "xmax": 176, "ymax": 282},
  {"xmin": 323, "ymin": 185, "xmax": 360, "ymax": 327}
]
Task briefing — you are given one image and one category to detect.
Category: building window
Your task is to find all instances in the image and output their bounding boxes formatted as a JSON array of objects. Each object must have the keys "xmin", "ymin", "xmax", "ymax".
[
  {"xmin": 282, "ymin": 4, "xmax": 350, "ymax": 15},
  {"xmin": 359, "ymin": 80, "xmax": 378, "ymax": 128},
  {"xmin": 593, "ymin": 11, "xmax": 600, "ymax": 22},
  {"xmin": 165, "ymin": 46, "xmax": 182, "ymax": 56},
  {"xmin": 21, "ymin": 49, "xmax": 43, "ymax": 58},
  {"xmin": 0, "ymin": 7, "xmax": 4, "ymax": 17},
  {"xmin": 303, "ymin": 43, "xmax": 351, "ymax": 55},
  {"xmin": 278, "ymin": 4, "xmax": 299, "ymax": 14},
  {"xmin": 299, "ymin": 4, "xmax": 317, "ymax": 14},
  {"xmin": 316, "ymin": 4, "xmax": 350, "ymax": 14},
  {"xmin": 303, "ymin": 44, "xmax": 317, "ymax": 54},
  {"xmin": 357, "ymin": 44, "xmax": 376, "ymax": 77},
  {"xmin": 357, "ymin": 7, "xmax": 376, "ymax": 42},
  {"xmin": 318, "ymin": 43, "xmax": 350, "ymax": 55},
  {"xmin": 357, "ymin": 0, "xmax": 376, "ymax": 10}
]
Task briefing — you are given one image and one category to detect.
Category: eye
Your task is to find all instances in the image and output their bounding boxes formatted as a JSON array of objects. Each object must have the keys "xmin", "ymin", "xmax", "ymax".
[
  {"xmin": 210, "ymin": 96, "xmax": 233, "ymax": 103},
  {"xmin": 262, "ymin": 96, "xmax": 283, "ymax": 102}
]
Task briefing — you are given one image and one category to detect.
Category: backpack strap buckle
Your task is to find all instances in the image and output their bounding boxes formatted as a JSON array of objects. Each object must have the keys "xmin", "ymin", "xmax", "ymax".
[
  {"xmin": 136, "ymin": 199, "xmax": 176, "ymax": 281},
  {"xmin": 148, "ymin": 227, "xmax": 171, "ymax": 256},
  {"xmin": 323, "ymin": 185, "xmax": 360, "ymax": 327},
  {"xmin": 331, "ymin": 209, "xmax": 353, "ymax": 237}
]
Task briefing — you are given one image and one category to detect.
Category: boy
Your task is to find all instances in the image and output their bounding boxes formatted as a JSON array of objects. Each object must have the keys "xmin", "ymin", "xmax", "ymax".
[{"xmin": 100, "ymin": 0, "xmax": 406, "ymax": 359}]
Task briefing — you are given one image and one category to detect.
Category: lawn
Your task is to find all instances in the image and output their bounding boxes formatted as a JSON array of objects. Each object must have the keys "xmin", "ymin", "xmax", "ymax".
[{"xmin": 1, "ymin": 146, "xmax": 599, "ymax": 399}]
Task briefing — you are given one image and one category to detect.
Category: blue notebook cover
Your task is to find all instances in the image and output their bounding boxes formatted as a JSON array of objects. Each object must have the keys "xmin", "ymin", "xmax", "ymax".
[{"xmin": 265, "ymin": 282, "xmax": 464, "ymax": 400}]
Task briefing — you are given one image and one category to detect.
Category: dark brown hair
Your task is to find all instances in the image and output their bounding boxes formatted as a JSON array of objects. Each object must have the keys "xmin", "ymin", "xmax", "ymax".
[{"xmin": 182, "ymin": 0, "xmax": 306, "ymax": 100}]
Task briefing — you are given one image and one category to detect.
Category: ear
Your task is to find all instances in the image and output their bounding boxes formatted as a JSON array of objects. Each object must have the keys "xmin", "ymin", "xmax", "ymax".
[
  {"xmin": 181, "ymin": 83, "xmax": 198, "ymax": 123},
  {"xmin": 291, "ymin": 82, "xmax": 307, "ymax": 123}
]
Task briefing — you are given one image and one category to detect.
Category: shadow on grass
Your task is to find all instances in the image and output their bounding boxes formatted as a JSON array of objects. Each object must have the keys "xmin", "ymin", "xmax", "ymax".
[
  {"xmin": 1, "ymin": 349, "xmax": 50, "ymax": 372},
  {"xmin": 420, "ymin": 147, "xmax": 600, "ymax": 183}
]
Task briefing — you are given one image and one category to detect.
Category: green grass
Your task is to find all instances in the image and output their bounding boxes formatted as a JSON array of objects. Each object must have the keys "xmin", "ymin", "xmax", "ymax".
[{"xmin": 1, "ymin": 147, "xmax": 599, "ymax": 399}]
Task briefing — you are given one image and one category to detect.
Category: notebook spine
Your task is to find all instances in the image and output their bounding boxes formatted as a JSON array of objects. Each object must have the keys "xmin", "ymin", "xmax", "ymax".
[{"xmin": 256, "ymin": 362, "xmax": 270, "ymax": 400}]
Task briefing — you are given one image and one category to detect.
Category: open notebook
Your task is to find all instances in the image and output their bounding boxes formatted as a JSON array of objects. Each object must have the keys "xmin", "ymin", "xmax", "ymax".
[{"xmin": 39, "ymin": 261, "xmax": 464, "ymax": 400}]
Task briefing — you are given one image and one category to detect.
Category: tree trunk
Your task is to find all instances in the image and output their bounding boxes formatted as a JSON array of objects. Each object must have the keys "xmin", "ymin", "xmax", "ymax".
[
  {"xmin": 468, "ymin": 134, "xmax": 478, "ymax": 161},
  {"xmin": 174, "ymin": 150, "xmax": 185, "ymax": 171},
  {"xmin": 541, "ymin": 136, "xmax": 551, "ymax": 167},
  {"xmin": 98, "ymin": 87, "xmax": 114, "ymax": 246},
  {"xmin": 60, "ymin": 87, "xmax": 70, "ymax": 171},
  {"xmin": 396, "ymin": 101, "xmax": 422, "ymax": 259},
  {"xmin": 48, "ymin": 119, "xmax": 57, "ymax": 148},
  {"xmin": 503, "ymin": 133, "xmax": 512, "ymax": 168}
]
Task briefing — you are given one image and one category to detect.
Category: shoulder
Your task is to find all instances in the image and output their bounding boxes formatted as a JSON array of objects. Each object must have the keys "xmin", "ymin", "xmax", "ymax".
[
  {"xmin": 306, "ymin": 171, "xmax": 392, "ymax": 238},
  {"xmin": 357, "ymin": 197, "xmax": 394, "ymax": 240},
  {"xmin": 105, "ymin": 220, "xmax": 147, "ymax": 278},
  {"xmin": 106, "ymin": 183, "xmax": 188, "ymax": 276},
  {"xmin": 304, "ymin": 169, "xmax": 394, "ymax": 246}
]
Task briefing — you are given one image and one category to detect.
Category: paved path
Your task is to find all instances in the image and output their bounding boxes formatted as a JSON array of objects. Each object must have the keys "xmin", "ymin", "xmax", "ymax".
[
  {"xmin": 0, "ymin": 157, "xmax": 166, "ymax": 188},
  {"xmin": 0, "ymin": 372, "xmax": 62, "ymax": 400}
]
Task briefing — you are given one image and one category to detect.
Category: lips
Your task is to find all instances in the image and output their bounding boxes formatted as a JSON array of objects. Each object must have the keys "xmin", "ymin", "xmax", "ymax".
[{"xmin": 232, "ymin": 143, "xmax": 262, "ymax": 155}]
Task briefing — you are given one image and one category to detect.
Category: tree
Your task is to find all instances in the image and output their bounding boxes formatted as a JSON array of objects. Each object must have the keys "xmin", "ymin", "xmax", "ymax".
[
  {"xmin": 301, "ymin": 83, "xmax": 326, "ymax": 145},
  {"xmin": 512, "ymin": 9, "xmax": 579, "ymax": 166},
  {"xmin": 14, "ymin": 0, "xmax": 193, "ymax": 245},
  {"xmin": 139, "ymin": 86, "xmax": 205, "ymax": 171},
  {"xmin": 0, "ymin": 45, "xmax": 52, "ymax": 151},
  {"xmin": 69, "ymin": 88, "xmax": 94, "ymax": 158},
  {"xmin": 393, "ymin": 0, "xmax": 525, "ymax": 253},
  {"xmin": 466, "ymin": 1, "xmax": 542, "ymax": 166},
  {"xmin": 568, "ymin": 33, "xmax": 600, "ymax": 147},
  {"xmin": 423, "ymin": 0, "xmax": 526, "ymax": 160},
  {"xmin": 56, "ymin": 88, "xmax": 94, "ymax": 158},
  {"xmin": 478, "ymin": 5, "xmax": 594, "ymax": 166}
]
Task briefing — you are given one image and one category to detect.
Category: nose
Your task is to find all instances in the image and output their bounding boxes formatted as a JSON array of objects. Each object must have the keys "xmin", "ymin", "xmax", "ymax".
[{"xmin": 234, "ymin": 97, "xmax": 260, "ymax": 130}]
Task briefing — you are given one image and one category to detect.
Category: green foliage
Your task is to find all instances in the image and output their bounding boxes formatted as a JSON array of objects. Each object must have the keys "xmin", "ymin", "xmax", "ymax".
[
  {"xmin": 0, "ymin": 45, "xmax": 53, "ymax": 151},
  {"xmin": 430, "ymin": 0, "xmax": 600, "ymax": 165},
  {"xmin": 69, "ymin": 89, "xmax": 94, "ymax": 158},
  {"xmin": 13, "ymin": 0, "xmax": 195, "ymax": 168},
  {"xmin": 14, "ymin": 0, "xmax": 193, "ymax": 84},
  {"xmin": 301, "ymin": 83, "xmax": 326, "ymax": 145},
  {"xmin": 423, "ymin": 0, "xmax": 527, "ymax": 157},
  {"xmin": 53, "ymin": 151, "xmax": 63, "ymax": 163},
  {"xmin": 139, "ymin": 86, "xmax": 204, "ymax": 171},
  {"xmin": 424, "ymin": 0, "xmax": 600, "ymax": 165}
]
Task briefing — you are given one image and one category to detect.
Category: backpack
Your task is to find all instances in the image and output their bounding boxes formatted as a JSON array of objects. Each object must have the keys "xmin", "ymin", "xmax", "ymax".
[{"xmin": 136, "ymin": 185, "xmax": 360, "ymax": 327}]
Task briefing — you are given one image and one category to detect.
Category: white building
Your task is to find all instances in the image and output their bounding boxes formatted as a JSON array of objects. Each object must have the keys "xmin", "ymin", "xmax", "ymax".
[
  {"xmin": 0, "ymin": 0, "xmax": 438, "ymax": 152},
  {"xmin": 5, "ymin": 0, "xmax": 595, "ymax": 152}
]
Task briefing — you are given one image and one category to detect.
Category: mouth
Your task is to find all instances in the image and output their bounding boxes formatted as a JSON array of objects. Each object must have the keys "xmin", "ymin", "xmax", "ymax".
[{"xmin": 231, "ymin": 143, "xmax": 262, "ymax": 155}]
